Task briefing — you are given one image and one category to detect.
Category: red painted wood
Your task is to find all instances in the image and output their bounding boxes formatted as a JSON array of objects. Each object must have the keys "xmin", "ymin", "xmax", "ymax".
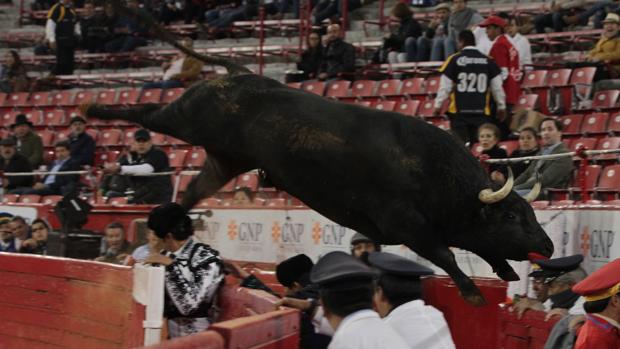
[{"xmin": 140, "ymin": 331, "xmax": 225, "ymax": 349}]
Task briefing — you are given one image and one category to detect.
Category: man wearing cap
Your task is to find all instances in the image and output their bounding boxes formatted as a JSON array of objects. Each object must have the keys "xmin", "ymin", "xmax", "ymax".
[
  {"xmin": 104, "ymin": 129, "xmax": 172, "ymax": 204},
  {"xmin": 310, "ymin": 251, "xmax": 409, "ymax": 349},
  {"xmin": 350, "ymin": 232, "xmax": 381, "ymax": 259},
  {"xmin": 368, "ymin": 252, "xmax": 456, "ymax": 349},
  {"xmin": 67, "ymin": 116, "xmax": 95, "ymax": 167},
  {"xmin": 573, "ymin": 258, "xmax": 620, "ymax": 349},
  {"xmin": 586, "ymin": 13, "xmax": 620, "ymax": 77},
  {"xmin": 11, "ymin": 114, "xmax": 43, "ymax": 168},
  {"xmin": 144, "ymin": 202, "xmax": 225, "ymax": 338},
  {"xmin": 479, "ymin": 15, "xmax": 520, "ymax": 136},
  {"xmin": 0, "ymin": 138, "xmax": 34, "ymax": 193}
]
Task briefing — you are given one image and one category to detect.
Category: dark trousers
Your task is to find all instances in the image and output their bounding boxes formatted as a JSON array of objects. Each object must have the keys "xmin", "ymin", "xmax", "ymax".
[
  {"xmin": 448, "ymin": 113, "xmax": 490, "ymax": 146},
  {"xmin": 53, "ymin": 44, "xmax": 75, "ymax": 75}
]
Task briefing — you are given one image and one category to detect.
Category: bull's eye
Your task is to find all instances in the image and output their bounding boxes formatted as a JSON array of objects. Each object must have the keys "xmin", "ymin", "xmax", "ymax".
[{"xmin": 505, "ymin": 213, "xmax": 516, "ymax": 220}]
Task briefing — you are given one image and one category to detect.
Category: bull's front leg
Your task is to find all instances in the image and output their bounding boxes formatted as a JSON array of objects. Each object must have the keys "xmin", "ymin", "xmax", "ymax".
[{"xmin": 479, "ymin": 254, "xmax": 520, "ymax": 281}]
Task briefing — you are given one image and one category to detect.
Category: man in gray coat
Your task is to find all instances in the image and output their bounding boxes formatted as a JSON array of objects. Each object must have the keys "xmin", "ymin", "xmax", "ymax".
[{"xmin": 514, "ymin": 118, "xmax": 573, "ymax": 200}]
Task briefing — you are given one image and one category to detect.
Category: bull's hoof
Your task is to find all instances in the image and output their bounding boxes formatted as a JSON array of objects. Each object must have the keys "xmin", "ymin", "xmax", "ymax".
[
  {"xmin": 463, "ymin": 293, "xmax": 487, "ymax": 307},
  {"xmin": 498, "ymin": 269, "xmax": 520, "ymax": 281},
  {"xmin": 78, "ymin": 103, "xmax": 95, "ymax": 117}
]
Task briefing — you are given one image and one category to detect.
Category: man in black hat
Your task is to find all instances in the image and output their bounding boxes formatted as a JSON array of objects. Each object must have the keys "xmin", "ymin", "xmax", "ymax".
[
  {"xmin": 0, "ymin": 138, "xmax": 34, "ymax": 193},
  {"xmin": 350, "ymin": 232, "xmax": 381, "ymax": 259},
  {"xmin": 144, "ymin": 202, "xmax": 224, "ymax": 338},
  {"xmin": 367, "ymin": 252, "xmax": 455, "ymax": 349},
  {"xmin": 11, "ymin": 114, "xmax": 43, "ymax": 168},
  {"xmin": 103, "ymin": 129, "xmax": 172, "ymax": 204},
  {"xmin": 310, "ymin": 251, "xmax": 409, "ymax": 349},
  {"xmin": 67, "ymin": 116, "xmax": 95, "ymax": 167}
]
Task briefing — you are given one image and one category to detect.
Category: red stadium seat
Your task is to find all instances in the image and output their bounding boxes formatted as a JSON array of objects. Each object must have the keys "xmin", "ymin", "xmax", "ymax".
[
  {"xmin": 301, "ymin": 81, "xmax": 326, "ymax": 96},
  {"xmin": 236, "ymin": 172, "xmax": 259, "ymax": 191},
  {"xmin": 41, "ymin": 195, "xmax": 63, "ymax": 206},
  {"xmin": 18, "ymin": 195, "xmax": 41, "ymax": 204},
  {"xmin": 395, "ymin": 100, "xmax": 420, "ymax": 116},
  {"xmin": 374, "ymin": 100, "xmax": 396, "ymax": 112},
  {"xmin": 24, "ymin": 110, "xmax": 43, "ymax": 126},
  {"xmin": 325, "ymin": 80, "xmax": 351, "ymax": 98},
  {"xmin": 266, "ymin": 198, "xmax": 287, "ymax": 208},
  {"xmin": 400, "ymin": 77, "xmax": 425, "ymax": 96},
  {"xmin": 5, "ymin": 92, "xmax": 30, "ymax": 107},
  {"xmin": 96, "ymin": 90, "xmax": 117, "ymax": 105},
  {"xmin": 471, "ymin": 143, "xmax": 483, "ymax": 157},
  {"xmin": 595, "ymin": 165, "xmax": 620, "ymax": 195},
  {"xmin": 176, "ymin": 174, "xmax": 195, "ymax": 193},
  {"xmin": 1, "ymin": 110, "xmax": 20, "ymax": 126},
  {"xmin": 375, "ymin": 79, "xmax": 401, "ymax": 96},
  {"xmin": 530, "ymin": 201, "xmax": 549, "ymax": 209},
  {"xmin": 432, "ymin": 119, "xmax": 451, "ymax": 130},
  {"xmin": 187, "ymin": 148, "xmax": 206, "ymax": 168},
  {"xmin": 118, "ymin": 89, "xmax": 140, "ymax": 104},
  {"xmin": 417, "ymin": 99, "xmax": 437, "ymax": 118},
  {"xmin": 73, "ymin": 90, "xmax": 95, "ymax": 105},
  {"xmin": 220, "ymin": 178, "xmax": 237, "ymax": 192},
  {"xmin": 98, "ymin": 129, "xmax": 123, "ymax": 146},
  {"xmin": 49, "ymin": 91, "xmax": 73, "ymax": 106},
  {"xmin": 43, "ymin": 149, "xmax": 55, "ymax": 165},
  {"xmin": 350, "ymin": 80, "xmax": 376, "ymax": 97},
  {"xmin": 514, "ymin": 94, "xmax": 538, "ymax": 111},
  {"xmin": 29, "ymin": 91, "xmax": 50, "ymax": 107},
  {"xmin": 610, "ymin": 112, "xmax": 620, "ymax": 133},
  {"xmin": 521, "ymin": 70, "xmax": 548, "ymax": 89},
  {"xmin": 39, "ymin": 129, "xmax": 55, "ymax": 147},
  {"xmin": 167, "ymin": 136, "xmax": 187, "ymax": 146},
  {"xmin": 499, "ymin": 140, "xmax": 519, "ymax": 155},
  {"xmin": 569, "ymin": 137, "xmax": 597, "ymax": 152},
  {"xmin": 139, "ymin": 89, "xmax": 163, "ymax": 104},
  {"xmin": 595, "ymin": 137, "xmax": 620, "ymax": 160},
  {"xmin": 548, "ymin": 69, "xmax": 572, "ymax": 87},
  {"xmin": 354, "ymin": 100, "xmax": 372, "ymax": 107},
  {"xmin": 43, "ymin": 110, "xmax": 66, "ymax": 126},
  {"xmin": 161, "ymin": 88, "xmax": 185, "ymax": 103},
  {"xmin": 168, "ymin": 149, "xmax": 188, "ymax": 168},
  {"xmin": 109, "ymin": 197, "xmax": 129, "ymax": 205},
  {"xmin": 580, "ymin": 165, "xmax": 602, "ymax": 191},
  {"xmin": 123, "ymin": 128, "xmax": 139, "ymax": 142},
  {"xmin": 94, "ymin": 150, "xmax": 120, "ymax": 167},
  {"xmin": 286, "ymin": 82, "xmax": 301, "ymax": 89},
  {"xmin": 150, "ymin": 132, "xmax": 167, "ymax": 145},
  {"xmin": 86, "ymin": 128, "xmax": 100, "ymax": 143},
  {"xmin": 424, "ymin": 76, "xmax": 441, "ymax": 95},
  {"xmin": 0, "ymin": 92, "xmax": 6, "ymax": 107},
  {"xmin": 2, "ymin": 194, "xmax": 19, "ymax": 203},
  {"xmin": 581, "ymin": 113, "xmax": 609, "ymax": 135},
  {"xmin": 559, "ymin": 114, "xmax": 583, "ymax": 136},
  {"xmin": 590, "ymin": 90, "xmax": 620, "ymax": 110}
]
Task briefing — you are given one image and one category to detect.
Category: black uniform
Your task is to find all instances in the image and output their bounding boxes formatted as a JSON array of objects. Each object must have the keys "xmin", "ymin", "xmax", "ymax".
[
  {"xmin": 119, "ymin": 147, "xmax": 173, "ymax": 204},
  {"xmin": 48, "ymin": 2, "xmax": 78, "ymax": 75}
]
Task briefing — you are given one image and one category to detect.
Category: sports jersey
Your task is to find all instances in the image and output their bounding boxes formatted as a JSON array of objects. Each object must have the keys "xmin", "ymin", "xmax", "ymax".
[
  {"xmin": 489, "ymin": 34, "xmax": 521, "ymax": 105},
  {"xmin": 437, "ymin": 47, "xmax": 503, "ymax": 116},
  {"xmin": 46, "ymin": 2, "xmax": 78, "ymax": 45}
]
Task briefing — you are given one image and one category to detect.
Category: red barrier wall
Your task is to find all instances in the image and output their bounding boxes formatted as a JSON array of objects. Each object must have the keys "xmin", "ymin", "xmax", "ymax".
[
  {"xmin": 0, "ymin": 253, "xmax": 144, "ymax": 349},
  {"xmin": 423, "ymin": 276, "xmax": 508, "ymax": 349},
  {"xmin": 496, "ymin": 306, "xmax": 560, "ymax": 349}
]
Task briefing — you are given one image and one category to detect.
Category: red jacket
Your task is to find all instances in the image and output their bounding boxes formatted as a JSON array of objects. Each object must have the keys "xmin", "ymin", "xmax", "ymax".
[
  {"xmin": 489, "ymin": 34, "xmax": 520, "ymax": 106},
  {"xmin": 575, "ymin": 314, "xmax": 620, "ymax": 349}
]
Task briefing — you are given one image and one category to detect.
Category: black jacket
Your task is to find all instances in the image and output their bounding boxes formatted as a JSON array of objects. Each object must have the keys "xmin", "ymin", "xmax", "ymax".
[
  {"xmin": 297, "ymin": 46, "xmax": 323, "ymax": 79},
  {"xmin": 0, "ymin": 153, "xmax": 34, "ymax": 190},
  {"xmin": 44, "ymin": 157, "xmax": 81, "ymax": 195},
  {"xmin": 482, "ymin": 144, "xmax": 508, "ymax": 176},
  {"xmin": 69, "ymin": 132, "xmax": 96, "ymax": 167},
  {"xmin": 320, "ymin": 38, "xmax": 356, "ymax": 79},
  {"xmin": 510, "ymin": 148, "xmax": 539, "ymax": 179},
  {"xmin": 384, "ymin": 17, "xmax": 423, "ymax": 52}
]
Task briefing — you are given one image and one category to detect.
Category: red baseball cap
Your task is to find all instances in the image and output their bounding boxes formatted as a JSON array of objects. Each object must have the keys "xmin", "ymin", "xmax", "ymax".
[
  {"xmin": 573, "ymin": 258, "xmax": 620, "ymax": 302},
  {"xmin": 478, "ymin": 15, "xmax": 507, "ymax": 28}
]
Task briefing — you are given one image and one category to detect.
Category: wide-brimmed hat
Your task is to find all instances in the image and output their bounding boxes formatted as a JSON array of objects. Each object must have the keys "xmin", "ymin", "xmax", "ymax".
[
  {"xmin": 602, "ymin": 13, "xmax": 620, "ymax": 24},
  {"xmin": 10, "ymin": 114, "xmax": 33, "ymax": 129}
]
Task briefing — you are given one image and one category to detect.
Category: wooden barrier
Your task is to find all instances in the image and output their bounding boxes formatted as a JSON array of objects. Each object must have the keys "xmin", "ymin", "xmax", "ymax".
[
  {"xmin": 497, "ymin": 306, "xmax": 560, "ymax": 349},
  {"xmin": 0, "ymin": 253, "xmax": 144, "ymax": 349}
]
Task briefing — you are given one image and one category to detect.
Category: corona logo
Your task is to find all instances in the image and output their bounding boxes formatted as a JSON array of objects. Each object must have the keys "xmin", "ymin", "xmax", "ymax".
[{"xmin": 227, "ymin": 220, "xmax": 238, "ymax": 240}]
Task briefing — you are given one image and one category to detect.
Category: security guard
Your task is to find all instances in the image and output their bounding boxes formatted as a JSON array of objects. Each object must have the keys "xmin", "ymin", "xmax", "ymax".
[
  {"xmin": 367, "ymin": 252, "xmax": 455, "ymax": 349},
  {"xmin": 310, "ymin": 251, "xmax": 408, "ymax": 349},
  {"xmin": 433, "ymin": 29, "xmax": 506, "ymax": 145},
  {"xmin": 46, "ymin": 0, "xmax": 80, "ymax": 75}
]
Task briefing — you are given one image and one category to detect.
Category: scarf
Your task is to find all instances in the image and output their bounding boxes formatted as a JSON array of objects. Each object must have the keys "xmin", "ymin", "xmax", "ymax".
[{"xmin": 550, "ymin": 289, "xmax": 580, "ymax": 310}]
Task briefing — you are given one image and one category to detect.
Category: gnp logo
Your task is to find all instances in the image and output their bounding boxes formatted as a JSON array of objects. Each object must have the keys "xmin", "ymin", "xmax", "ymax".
[
  {"xmin": 228, "ymin": 220, "xmax": 263, "ymax": 242},
  {"xmin": 581, "ymin": 226, "xmax": 615, "ymax": 260},
  {"xmin": 271, "ymin": 222, "xmax": 304, "ymax": 243},
  {"xmin": 311, "ymin": 222, "xmax": 347, "ymax": 246}
]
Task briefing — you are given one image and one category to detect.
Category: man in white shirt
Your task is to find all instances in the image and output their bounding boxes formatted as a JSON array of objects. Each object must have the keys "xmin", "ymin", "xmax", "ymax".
[
  {"xmin": 310, "ymin": 251, "xmax": 409, "ymax": 349},
  {"xmin": 505, "ymin": 16, "xmax": 532, "ymax": 70},
  {"xmin": 368, "ymin": 252, "xmax": 456, "ymax": 349}
]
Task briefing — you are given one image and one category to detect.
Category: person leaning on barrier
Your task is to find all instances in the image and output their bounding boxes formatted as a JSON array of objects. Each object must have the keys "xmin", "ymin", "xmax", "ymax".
[
  {"xmin": 145, "ymin": 202, "xmax": 225, "ymax": 338},
  {"xmin": 95, "ymin": 221, "xmax": 133, "ymax": 264},
  {"xmin": 103, "ymin": 129, "xmax": 172, "ymax": 204},
  {"xmin": 19, "ymin": 218, "xmax": 51, "ymax": 255},
  {"xmin": 514, "ymin": 118, "xmax": 573, "ymax": 200},
  {"xmin": 0, "ymin": 137, "xmax": 34, "ymax": 192},
  {"xmin": 368, "ymin": 252, "xmax": 456, "ymax": 349}
]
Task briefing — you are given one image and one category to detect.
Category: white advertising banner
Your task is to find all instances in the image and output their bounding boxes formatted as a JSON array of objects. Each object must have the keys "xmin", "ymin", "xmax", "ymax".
[{"xmin": 0, "ymin": 205, "xmax": 39, "ymax": 223}]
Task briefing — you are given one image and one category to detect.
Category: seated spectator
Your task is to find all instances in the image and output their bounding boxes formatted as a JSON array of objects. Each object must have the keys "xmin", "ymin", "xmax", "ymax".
[
  {"xmin": 145, "ymin": 203, "xmax": 225, "ymax": 338},
  {"xmin": 506, "ymin": 16, "xmax": 532, "ymax": 70},
  {"xmin": 0, "ymin": 50, "xmax": 29, "ymax": 93},
  {"xmin": 534, "ymin": 0, "xmax": 586, "ymax": 33},
  {"xmin": 373, "ymin": 2, "xmax": 422, "ymax": 64},
  {"xmin": 286, "ymin": 31, "xmax": 323, "ymax": 82},
  {"xmin": 143, "ymin": 38, "xmax": 204, "ymax": 89},
  {"xmin": 369, "ymin": 252, "xmax": 456, "ymax": 349},
  {"xmin": 432, "ymin": 0, "xmax": 482, "ymax": 61},
  {"xmin": 564, "ymin": 0, "xmax": 620, "ymax": 29},
  {"xmin": 0, "ymin": 138, "xmax": 34, "ymax": 193},
  {"xmin": 11, "ymin": 114, "xmax": 43, "ymax": 168},
  {"xmin": 206, "ymin": 0, "xmax": 257, "ymax": 35},
  {"xmin": 80, "ymin": 0, "xmax": 110, "ymax": 53},
  {"xmin": 127, "ymin": 229, "xmax": 162, "ymax": 264},
  {"xmin": 312, "ymin": 0, "xmax": 360, "ymax": 26},
  {"xmin": 0, "ymin": 214, "xmax": 16, "ymax": 252},
  {"xmin": 104, "ymin": 0, "xmax": 148, "ymax": 53},
  {"xmin": 95, "ymin": 221, "xmax": 132, "ymax": 264},
  {"xmin": 318, "ymin": 23, "xmax": 356, "ymax": 81},
  {"xmin": 19, "ymin": 218, "xmax": 51, "ymax": 255},
  {"xmin": 310, "ymin": 251, "xmax": 409, "ymax": 348},
  {"xmin": 415, "ymin": 3, "xmax": 450, "ymax": 62},
  {"xmin": 510, "ymin": 127, "xmax": 540, "ymax": 179},
  {"xmin": 263, "ymin": 0, "xmax": 290, "ymax": 20},
  {"xmin": 231, "ymin": 186, "xmax": 254, "ymax": 206},
  {"xmin": 11, "ymin": 141, "xmax": 81, "ymax": 196},
  {"xmin": 9, "ymin": 216, "xmax": 32, "ymax": 252},
  {"xmin": 586, "ymin": 13, "xmax": 620, "ymax": 78},
  {"xmin": 67, "ymin": 116, "xmax": 96, "ymax": 167},
  {"xmin": 104, "ymin": 129, "xmax": 172, "ymax": 204},
  {"xmin": 350, "ymin": 232, "xmax": 381, "ymax": 259},
  {"xmin": 477, "ymin": 123, "xmax": 507, "ymax": 183},
  {"xmin": 204, "ymin": 0, "xmax": 242, "ymax": 28},
  {"xmin": 159, "ymin": 0, "xmax": 184, "ymax": 25},
  {"xmin": 514, "ymin": 118, "xmax": 573, "ymax": 200}
]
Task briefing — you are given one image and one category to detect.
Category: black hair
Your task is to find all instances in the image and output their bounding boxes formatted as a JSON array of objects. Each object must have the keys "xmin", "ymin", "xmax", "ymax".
[
  {"xmin": 377, "ymin": 274, "xmax": 423, "ymax": 308},
  {"xmin": 169, "ymin": 215, "xmax": 193, "ymax": 241},
  {"xmin": 10, "ymin": 216, "xmax": 27, "ymax": 225},
  {"xmin": 458, "ymin": 30, "xmax": 476, "ymax": 47},
  {"xmin": 54, "ymin": 140, "xmax": 71, "ymax": 150},
  {"xmin": 105, "ymin": 221, "xmax": 125, "ymax": 233},
  {"xmin": 540, "ymin": 117, "xmax": 563, "ymax": 132},
  {"xmin": 320, "ymin": 281, "xmax": 374, "ymax": 317},
  {"xmin": 31, "ymin": 218, "xmax": 51, "ymax": 231},
  {"xmin": 519, "ymin": 127, "xmax": 540, "ymax": 139}
]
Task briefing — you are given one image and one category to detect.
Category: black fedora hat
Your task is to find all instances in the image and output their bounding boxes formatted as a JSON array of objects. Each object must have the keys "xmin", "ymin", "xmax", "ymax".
[{"xmin": 10, "ymin": 114, "xmax": 33, "ymax": 129}]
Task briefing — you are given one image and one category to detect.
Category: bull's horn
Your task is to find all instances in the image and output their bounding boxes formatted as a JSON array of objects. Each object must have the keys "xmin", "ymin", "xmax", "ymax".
[
  {"xmin": 523, "ymin": 181, "xmax": 542, "ymax": 203},
  {"xmin": 479, "ymin": 167, "xmax": 514, "ymax": 204}
]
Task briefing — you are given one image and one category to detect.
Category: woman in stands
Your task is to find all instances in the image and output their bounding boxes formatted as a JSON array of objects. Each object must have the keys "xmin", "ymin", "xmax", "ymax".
[
  {"xmin": 295, "ymin": 31, "xmax": 323, "ymax": 82},
  {"xmin": 510, "ymin": 127, "xmax": 540, "ymax": 179},
  {"xmin": 19, "ymin": 218, "xmax": 50, "ymax": 255},
  {"xmin": 0, "ymin": 50, "xmax": 29, "ymax": 93},
  {"xmin": 478, "ymin": 123, "xmax": 508, "ymax": 183}
]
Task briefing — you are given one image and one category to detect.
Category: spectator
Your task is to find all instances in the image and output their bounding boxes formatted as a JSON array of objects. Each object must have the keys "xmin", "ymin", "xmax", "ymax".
[
  {"xmin": 0, "ymin": 215, "xmax": 16, "ymax": 252},
  {"xmin": 11, "ymin": 141, "xmax": 81, "ymax": 196},
  {"xmin": 573, "ymin": 258, "xmax": 620, "ymax": 349},
  {"xmin": 431, "ymin": 0, "xmax": 482, "ymax": 61},
  {"xmin": 416, "ymin": 3, "xmax": 450, "ymax": 62},
  {"xmin": 159, "ymin": 0, "xmax": 184, "ymax": 25},
  {"xmin": 95, "ymin": 221, "xmax": 132, "ymax": 264},
  {"xmin": 104, "ymin": 0, "xmax": 148, "ymax": 53},
  {"xmin": 99, "ymin": 170, "xmax": 131, "ymax": 198},
  {"xmin": 205, "ymin": 0, "xmax": 256, "ymax": 35},
  {"xmin": 318, "ymin": 23, "xmax": 356, "ymax": 81},
  {"xmin": 204, "ymin": 0, "xmax": 242, "ymax": 28},
  {"xmin": 0, "ymin": 138, "xmax": 34, "ymax": 193},
  {"xmin": 19, "ymin": 218, "xmax": 51, "ymax": 255},
  {"xmin": 433, "ymin": 30, "xmax": 506, "ymax": 145},
  {"xmin": 368, "ymin": 252, "xmax": 456, "ymax": 349},
  {"xmin": 312, "ymin": 0, "xmax": 361, "ymax": 26},
  {"xmin": 183, "ymin": 0, "xmax": 208, "ymax": 24},
  {"xmin": 514, "ymin": 118, "xmax": 573, "ymax": 199},
  {"xmin": 372, "ymin": 3, "xmax": 422, "ymax": 64},
  {"xmin": 0, "ymin": 50, "xmax": 29, "ymax": 93},
  {"xmin": 80, "ymin": 0, "xmax": 110, "ymax": 53},
  {"xmin": 46, "ymin": 0, "xmax": 81, "ymax": 75},
  {"xmin": 534, "ymin": 0, "xmax": 586, "ymax": 33},
  {"xmin": 145, "ymin": 203, "xmax": 225, "ymax": 338},
  {"xmin": 127, "ymin": 229, "xmax": 162, "ymax": 264},
  {"xmin": 310, "ymin": 251, "xmax": 409, "ymax": 348},
  {"xmin": 263, "ymin": 0, "xmax": 290, "ymax": 20},
  {"xmin": 231, "ymin": 186, "xmax": 254, "ymax": 206},
  {"xmin": 509, "ymin": 127, "xmax": 540, "ymax": 179},
  {"xmin": 9, "ymin": 216, "xmax": 31, "ymax": 252},
  {"xmin": 11, "ymin": 114, "xmax": 43, "ymax": 168},
  {"xmin": 287, "ymin": 31, "xmax": 323, "ymax": 82},
  {"xmin": 104, "ymin": 129, "xmax": 173, "ymax": 204},
  {"xmin": 506, "ymin": 16, "xmax": 533, "ymax": 70},
  {"xmin": 350, "ymin": 232, "xmax": 381, "ymax": 259},
  {"xmin": 586, "ymin": 13, "xmax": 620, "ymax": 78},
  {"xmin": 564, "ymin": 0, "xmax": 620, "ymax": 29},
  {"xmin": 477, "ymin": 123, "xmax": 508, "ymax": 183},
  {"xmin": 67, "ymin": 116, "xmax": 96, "ymax": 167},
  {"xmin": 143, "ymin": 38, "xmax": 204, "ymax": 89}
]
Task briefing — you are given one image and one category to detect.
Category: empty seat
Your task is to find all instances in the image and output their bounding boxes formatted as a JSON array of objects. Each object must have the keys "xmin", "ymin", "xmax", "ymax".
[
  {"xmin": 96, "ymin": 90, "xmax": 117, "ymax": 105},
  {"xmin": 1, "ymin": 111, "xmax": 20, "ymax": 126},
  {"xmin": 5, "ymin": 92, "xmax": 30, "ymax": 107},
  {"xmin": 98, "ymin": 129, "xmax": 123, "ymax": 146},
  {"xmin": 325, "ymin": 80, "xmax": 351, "ymax": 98},
  {"xmin": 86, "ymin": 128, "xmax": 100, "ymax": 143},
  {"xmin": 400, "ymin": 77, "xmax": 425, "ymax": 96},
  {"xmin": 595, "ymin": 137, "xmax": 620, "ymax": 160},
  {"xmin": 236, "ymin": 172, "xmax": 259, "ymax": 191},
  {"xmin": 609, "ymin": 112, "xmax": 620, "ymax": 133},
  {"xmin": 432, "ymin": 119, "xmax": 451, "ymax": 130},
  {"xmin": 547, "ymin": 69, "xmax": 572, "ymax": 87},
  {"xmin": 350, "ymin": 80, "xmax": 376, "ymax": 97},
  {"xmin": 73, "ymin": 90, "xmax": 95, "ymax": 105},
  {"xmin": 559, "ymin": 114, "xmax": 583, "ymax": 135},
  {"xmin": 167, "ymin": 149, "xmax": 188, "ymax": 168},
  {"xmin": 18, "ymin": 195, "xmax": 41, "ymax": 204},
  {"xmin": 39, "ymin": 129, "xmax": 55, "ymax": 147},
  {"xmin": 49, "ymin": 91, "xmax": 73, "ymax": 106},
  {"xmin": 374, "ymin": 100, "xmax": 396, "ymax": 111},
  {"xmin": 424, "ymin": 76, "xmax": 441, "ymax": 95},
  {"xmin": 417, "ymin": 99, "xmax": 437, "ymax": 118},
  {"xmin": 595, "ymin": 165, "xmax": 620, "ymax": 194},
  {"xmin": 395, "ymin": 100, "xmax": 420, "ymax": 116},
  {"xmin": 93, "ymin": 150, "xmax": 121, "ymax": 167},
  {"xmin": 581, "ymin": 112, "xmax": 609, "ymax": 135},
  {"xmin": 161, "ymin": 87, "xmax": 185, "ymax": 104},
  {"xmin": 109, "ymin": 197, "xmax": 129, "ymax": 205},
  {"xmin": 41, "ymin": 195, "xmax": 63, "ymax": 206},
  {"xmin": 176, "ymin": 174, "xmax": 195, "ymax": 193},
  {"xmin": 301, "ymin": 81, "xmax": 325, "ymax": 96},
  {"xmin": 499, "ymin": 140, "xmax": 519, "ymax": 155},
  {"xmin": 138, "ymin": 89, "xmax": 162, "ymax": 104},
  {"xmin": 150, "ymin": 132, "xmax": 167, "ymax": 145},
  {"xmin": 187, "ymin": 148, "xmax": 206, "ymax": 168},
  {"xmin": 24, "ymin": 110, "xmax": 43, "ymax": 126},
  {"xmin": 118, "ymin": 89, "xmax": 140, "ymax": 104},
  {"xmin": 375, "ymin": 79, "xmax": 401, "ymax": 96},
  {"xmin": 514, "ymin": 94, "xmax": 538, "ymax": 111},
  {"xmin": 42, "ymin": 110, "xmax": 66, "ymax": 127},
  {"xmin": 285, "ymin": 82, "xmax": 301, "ymax": 89},
  {"xmin": 570, "ymin": 137, "xmax": 598, "ymax": 151},
  {"xmin": 2, "ymin": 194, "xmax": 19, "ymax": 203},
  {"xmin": 354, "ymin": 100, "xmax": 372, "ymax": 107},
  {"xmin": 29, "ymin": 91, "xmax": 50, "ymax": 107},
  {"xmin": 521, "ymin": 70, "xmax": 548, "ymax": 89},
  {"xmin": 590, "ymin": 90, "xmax": 620, "ymax": 110}
]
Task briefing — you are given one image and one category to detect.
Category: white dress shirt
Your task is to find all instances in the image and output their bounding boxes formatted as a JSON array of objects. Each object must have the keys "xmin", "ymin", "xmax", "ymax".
[
  {"xmin": 508, "ymin": 33, "xmax": 533, "ymax": 69},
  {"xmin": 328, "ymin": 309, "xmax": 409, "ymax": 349},
  {"xmin": 384, "ymin": 300, "xmax": 456, "ymax": 349}
]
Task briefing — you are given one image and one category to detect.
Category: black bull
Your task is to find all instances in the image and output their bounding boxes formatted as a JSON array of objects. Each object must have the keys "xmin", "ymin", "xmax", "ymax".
[{"xmin": 82, "ymin": 74, "xmax": 553, "ymax": 305}]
